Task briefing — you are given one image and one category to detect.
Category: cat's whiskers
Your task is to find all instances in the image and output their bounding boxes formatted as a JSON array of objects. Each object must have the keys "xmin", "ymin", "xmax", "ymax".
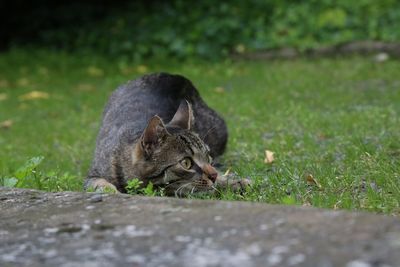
[
  {"xmin": 191, "ymin": 185, "xmax": 197, "ymax": 194},
  {"xmin": 164, "ymin": 179, "xmax": 183, "ymax": 190},
  {"xmin": 174, "ymin": 185, "xmax": 183, "ymax": 197},
  {"xmin": 175, "ymin": 182, "xmax": 192, "ymax": 197},
  {"xmin": 211, "ymin": 185, "xmax": 220, "ymax": 194}
]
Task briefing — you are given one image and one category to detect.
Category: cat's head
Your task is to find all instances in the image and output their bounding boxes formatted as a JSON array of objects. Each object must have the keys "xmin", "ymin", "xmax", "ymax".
[{"xmin": 131, "ymin": 100, "xmax": 218, "ymax": 196}]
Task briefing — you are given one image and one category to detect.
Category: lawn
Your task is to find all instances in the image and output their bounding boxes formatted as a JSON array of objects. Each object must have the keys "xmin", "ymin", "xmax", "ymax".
[{"xmin": 0, "ymin": 49, "xmax": 399, "ymax": 214}]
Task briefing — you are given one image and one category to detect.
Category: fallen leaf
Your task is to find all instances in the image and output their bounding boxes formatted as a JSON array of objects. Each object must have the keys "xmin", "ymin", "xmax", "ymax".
[
  {"xmin": 76, "ymin": 83, "xmax": 95, "ymax": 92},
  {"xmin": 374, "ymin": 52, "xmax": 389, "ymax": 63},
  {"xmin": 17, "ymin": 78, "xmax": 30, "ymax": 86},
  {"xmin": 317, "ymin": 133, "xmax": 327, "ymax": 140},
  {"xmin": 223, "ymin": 168, "xmax": 231, "ymax": 176},
  {"xmin": 120, "ymin": 67, "xmax": 135, "ymax": 75},
  {"xmin": 0, "ymin": 80, "xmax": 10, "ymax": 88},
  {"xmin": 264, "ymin": 150, "xmax": 275, "ymax": 164},
  {"xmin": 0, "ymin": 93, "xmax": 8, "ymax": 101},
  {"xmin": 87, "ymin": 66, "xmax": 104, "ymax": 77},
  {"xmin": 18, "ymin": 103, "xmax": 29, "ymax": 110},
  {"xmin": 214, "ymin": 86, "xmax": 225, "ymax": 94},
  {"xmin": 0, "ymin": 119, "xmax": 13, "ymax": 129},
  {"xmin": 306, "ymin": 174, "xmax": 321, "ymax": 188},
  {"xmin": 235, "ymin": 44, "xmax": 246, "ymax": 54},
  {"xmin": 19, "ymin": 91, "xmax": 49, "ymax": 101},
  {"xmin": 137, "ymin": 65, "xmax": 148, "ymax": 74},
  {"xmin": 38, "ymin": 67, "xmax": 49, "ymax": 76},
  {"xmin": 333, "ymin": 200, "xmax": 342, "ymax": 210}
]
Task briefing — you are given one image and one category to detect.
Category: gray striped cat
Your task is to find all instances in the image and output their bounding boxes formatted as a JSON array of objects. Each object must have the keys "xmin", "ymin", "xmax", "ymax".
[{"xmin": 85, "ymin": 73, "xmax": 248, "ymax": 196}]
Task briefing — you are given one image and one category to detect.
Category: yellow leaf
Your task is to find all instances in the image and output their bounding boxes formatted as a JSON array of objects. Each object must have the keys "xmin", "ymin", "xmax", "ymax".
[
  {"xmin": 76, "ymin": 83, "xmax": 95, "ymax": 92},
  {"xmin": 223, "ymin": 168, "xmax": 231, "ymax": 176},
  {"xmin": 17, "ymin": 78, "xmax": 30, "ymax": 87},
  {"xmin": 214, "ymin": 87, "xmax": 225, "ymax": 94},
  {"xmin": 333, "ymin": 200, "xmax": 342, "ymax": 210},
  {"xmin": 87, "ymin": 66, "xmax": 104, "ymax": 77},
  {"xmin": 0, "ymin": 80, "xmax": 10, "ymax": 88},
  {"xmin": 264, "ymin": 150, "xmax": 275, "ymax": 164},
  {"xmin": 0, "ymin": 93, "xmax": 7, "ymax": 101},
  {"xmin": 18, "ymin": 103, "xmax": 29, "ymax": 110},
  {"xmin": 17, "ymin": 78, "xmax": 29, "ymax": 86},
  {"xmin": 136, "ymin": 65, "xmax": 148, "ymax": 74},
  {"xmin": 235, "ymin": 44, "xmax": 246, "ymax": 54},
  {"xmin": 38, "ymin": 67, "xmax": 49, "ymax": 76},
  {"xmin": 19, "ymin": 91, "xmax": 49, "ymax": 101},
  {"xmin": 0, "ymin": 120, "xmax": 13, "ymax": 129},
  {"xmin": 120, "ymin": 67, "xmax": 135, "ymax": 75},
  {"xmin": 306, "ymin": 174, "xmax": 321, "ymax": 188}
]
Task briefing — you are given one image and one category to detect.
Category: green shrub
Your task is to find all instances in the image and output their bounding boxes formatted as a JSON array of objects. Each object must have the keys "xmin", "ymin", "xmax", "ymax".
[{"xmin": 5, "ymin": 1, "xmax": 400, "ymax": 59}]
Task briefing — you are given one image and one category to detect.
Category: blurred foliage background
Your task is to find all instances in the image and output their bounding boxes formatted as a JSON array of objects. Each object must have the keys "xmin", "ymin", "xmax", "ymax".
[{"xmin": 1, "ymin": 0, "xmax": 400, "ymax": 60}]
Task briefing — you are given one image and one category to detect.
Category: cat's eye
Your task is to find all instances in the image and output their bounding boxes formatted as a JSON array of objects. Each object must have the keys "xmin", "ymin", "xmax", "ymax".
[{"xmin": 180, "ymin": 158, "xmax": 192, "ymax": 169}]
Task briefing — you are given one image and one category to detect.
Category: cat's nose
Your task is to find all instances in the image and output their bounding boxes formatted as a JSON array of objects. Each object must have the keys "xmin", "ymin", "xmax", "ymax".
[
  {"xmin": 208, "ymin": 171, "xmax": 218, "ymax": 183},
  {"xmin": 203, "ymin": 164, "xmax": 218, "ymax": 183}
]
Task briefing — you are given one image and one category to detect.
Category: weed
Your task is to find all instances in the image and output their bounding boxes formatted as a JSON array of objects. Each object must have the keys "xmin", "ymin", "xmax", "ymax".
[{"xmin": 125, "ymin": 179, "xmax": 163, "ymax": 197}]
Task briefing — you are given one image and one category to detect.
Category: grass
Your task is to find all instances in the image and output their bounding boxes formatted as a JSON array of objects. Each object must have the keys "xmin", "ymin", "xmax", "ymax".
[{"xmin": 0, "ymin": 49, "xmax": 399, "ymax": 214}]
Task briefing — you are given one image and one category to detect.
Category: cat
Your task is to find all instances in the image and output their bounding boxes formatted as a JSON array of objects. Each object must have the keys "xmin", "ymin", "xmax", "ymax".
[{"xmin": 85, "ymin": 72, "xmax": 249, "ymax": 196}]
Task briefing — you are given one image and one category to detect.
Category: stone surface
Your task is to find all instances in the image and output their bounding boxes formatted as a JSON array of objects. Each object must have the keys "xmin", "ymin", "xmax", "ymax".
[{"xmin": 0, "ymin": 187, "xmax": 399, "ymax": 267}]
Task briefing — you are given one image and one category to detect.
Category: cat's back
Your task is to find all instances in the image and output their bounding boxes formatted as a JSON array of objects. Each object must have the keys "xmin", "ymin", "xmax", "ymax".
[{"xmin": 103, "ymin": 73, "xmax": 199, "ymax": 129}]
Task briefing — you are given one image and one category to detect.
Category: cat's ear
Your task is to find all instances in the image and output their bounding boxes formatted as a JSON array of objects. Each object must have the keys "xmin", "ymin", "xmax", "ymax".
[
  {"xmin": 141, "ymin": 115, "xmax": 169, "ymax": 158},
  {"xmin": 169, "ymin": 100, "xmax": 194, "ymax": 130}
]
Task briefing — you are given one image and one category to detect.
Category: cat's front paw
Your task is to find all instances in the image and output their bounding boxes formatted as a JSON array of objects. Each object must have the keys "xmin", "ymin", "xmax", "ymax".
[
  {"xmin": 86, "ymin": 178, "xmax": 119, "ymax": 193},
  {"xmin": 216, "ymin": 173, "xmax": 252, "ymax": 193},
  {"xmin": 230, "ymin": 178, "xmax": 252, "ymax": 192}
]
